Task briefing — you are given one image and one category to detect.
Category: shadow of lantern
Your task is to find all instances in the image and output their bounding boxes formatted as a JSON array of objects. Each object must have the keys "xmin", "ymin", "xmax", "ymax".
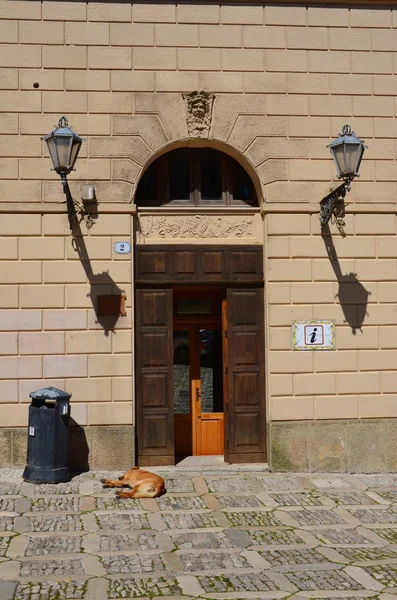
[
  {"xmin": 322, "ymin": 225, "xmax": 370, "ymax": 335},
  {"xmin": 65, "ymin": 181, "xmax": 127, "ymax": 337}
]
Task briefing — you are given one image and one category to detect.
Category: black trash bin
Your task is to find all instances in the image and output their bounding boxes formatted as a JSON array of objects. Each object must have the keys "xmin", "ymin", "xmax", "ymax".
[{"xmin": 23, "ymin": 386, "xmax": 72, "ymax": 484}]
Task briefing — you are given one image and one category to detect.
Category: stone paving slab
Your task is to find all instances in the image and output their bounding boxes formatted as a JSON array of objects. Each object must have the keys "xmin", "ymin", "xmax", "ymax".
[
  {"xmin": 24, "ymin": 534, "xmax": 83, "ymax": 556},
  {"xmin": 31, "ymin": 496, "xmax": 81, "ymax": 512},
  {"xmin": 214, "ymin": 495, "xmax": 265, "ymax": 508},
  {"xmin": 94, "ymin": 497, "xmax": 144, "ymax": 511},
  {"xmin": 96, "ymin": 512, "xmax": 151, "ymax": 531},
  {"xmin": 265, "ymin": 492, "xmax": 327, "ymax": 507},
  {"xmin": 4, "ymin": 469, "xmax": 397, "ymax": 598},
  {"xmin": 27, "ymin": 513, "xmax": 84, "ymax": 532},
  {"xmin": 325, "ymin": 492, "xmax": 384, "ymax": 506},
  {"xmin": 347, "ymin": 509, "xmax": 397, "ymax": 525}
]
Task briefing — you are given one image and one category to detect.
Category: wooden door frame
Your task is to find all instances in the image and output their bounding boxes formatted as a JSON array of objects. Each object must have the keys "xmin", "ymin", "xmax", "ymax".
[
  {"xmin": 135, "ymin": 244, "xmax": 265, "ymax": 465},
  {"xmin": 172, "ymin": 322, "xmax": 198, "ymax": 456},
  {"xmin": 173, "ymin": 317, "xmax": 223, "ymax": 457},
  {"xmin": 222, "ymin": 298, "xmax": 230, "ymax": 463}
]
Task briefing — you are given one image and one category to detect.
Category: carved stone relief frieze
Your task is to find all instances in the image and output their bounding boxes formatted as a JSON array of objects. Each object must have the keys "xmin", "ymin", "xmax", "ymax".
[
  {"xmin": 182, "ymin": 91, "xmax": 215, "ymax": 138},
  {"xmin": 138, "ymin": 214, "xmax": 255, "ymax": 240}
]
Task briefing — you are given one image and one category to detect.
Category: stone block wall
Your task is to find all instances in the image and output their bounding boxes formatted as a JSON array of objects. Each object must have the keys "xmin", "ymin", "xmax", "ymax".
[
  {"xmin": 0, "ymin": 213, "xmax": 134, "ymax": 436},
  {"xmin": 2, "ymin": 1, "xmax": 397, "ymax": 205},
  {"xmin": 1, "ymin": 0, "xmax": 397, "ymax": 470},
  {"xmin": 267, "ymin": 212, "xmax": 397, "ymax": 423}
]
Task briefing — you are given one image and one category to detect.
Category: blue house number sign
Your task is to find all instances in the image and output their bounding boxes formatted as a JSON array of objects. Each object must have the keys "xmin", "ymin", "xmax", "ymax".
[{"xmin": 114, "ymin": 241, "xmax": 131, "ymax": 254}]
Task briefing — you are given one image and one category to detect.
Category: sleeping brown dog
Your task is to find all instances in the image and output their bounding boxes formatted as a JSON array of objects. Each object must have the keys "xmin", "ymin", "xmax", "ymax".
[{"xmin": 101, "ymin": 467, "xmax": 166, "ymax": 499}]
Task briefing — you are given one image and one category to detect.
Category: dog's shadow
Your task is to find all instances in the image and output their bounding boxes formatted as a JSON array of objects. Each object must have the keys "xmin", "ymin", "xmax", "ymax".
[{"xmin": 100, "ymin": 473, "xmax": 131, "ymax": 500}]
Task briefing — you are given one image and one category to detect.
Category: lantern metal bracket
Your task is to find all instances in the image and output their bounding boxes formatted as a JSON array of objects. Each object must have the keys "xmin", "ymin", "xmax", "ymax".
[
  {"xmin": 62, "ymin": 175, "xmax": 95, "ymax": 230},
  {"xmin": 320, "ymin": 181, "xmax": 350, "ymax": 237}
]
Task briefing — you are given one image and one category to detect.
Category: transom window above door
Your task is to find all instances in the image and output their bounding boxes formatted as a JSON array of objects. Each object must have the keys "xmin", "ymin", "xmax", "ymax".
[{"xmin": 135, "ymin": 148, "xmax": 257, "ymax": 207}]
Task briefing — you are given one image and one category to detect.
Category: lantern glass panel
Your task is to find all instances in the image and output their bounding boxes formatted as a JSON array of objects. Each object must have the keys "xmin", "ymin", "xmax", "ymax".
[
  {"xmin": 332, "ymin": 145, "xmax": 345, "ymax": 177},
  {"xmin": 345, "ymin": 143, "xmax": 360, "ymax": 175},
  {"xmin": 355, "ymin": 144, "xmax": 364, "ymax": 174},
  {"xmin": 69, "ymin": 138, "xmax": 82, "ymax": 171},
  {"xmin": 46, "ymin": 136, "xmax": 59, "ymax": 171},
  {"xmin": 56, "ymin": 136, "xmax": 73, "ymax": 172}
]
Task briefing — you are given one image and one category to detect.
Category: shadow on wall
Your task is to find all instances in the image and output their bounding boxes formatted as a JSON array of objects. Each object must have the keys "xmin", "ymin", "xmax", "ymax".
[
  {"xmin": 69, "ymin": 418, "xmax": 89, "ymax": 474},
  {"xmin": 321, "ymin": 224, "xmax": 370, "ymax": 335},
  {"xmin": 65, "ymin": 181, "xmax": 126, "ymax": 336}
]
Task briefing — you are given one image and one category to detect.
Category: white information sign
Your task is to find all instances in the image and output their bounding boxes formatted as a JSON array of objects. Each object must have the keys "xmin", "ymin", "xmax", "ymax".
[
  {"xmin": 292, "ymin": 320, "xmax": 336, "ymax": 351},
  {"xmin": 114, "ymin": 241, "xmax": 131, "ymax": 254}
]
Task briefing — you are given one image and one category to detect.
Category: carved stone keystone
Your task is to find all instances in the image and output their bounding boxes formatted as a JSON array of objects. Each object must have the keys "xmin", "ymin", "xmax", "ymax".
[{"xmin": 183, "ymin": 90, "xmax": 215, "ymax": 138}]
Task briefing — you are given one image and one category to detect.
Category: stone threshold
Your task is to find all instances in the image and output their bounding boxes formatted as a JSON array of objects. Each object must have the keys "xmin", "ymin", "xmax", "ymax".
[{"xmin": 140, "ymin": 459, "xmax": 270, "ymax": 472}]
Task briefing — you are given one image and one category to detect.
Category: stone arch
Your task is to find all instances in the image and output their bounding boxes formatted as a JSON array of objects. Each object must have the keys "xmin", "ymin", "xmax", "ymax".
[{"xmin": 89, "ymin": 93, "xmax": 288, "ymax": 206}]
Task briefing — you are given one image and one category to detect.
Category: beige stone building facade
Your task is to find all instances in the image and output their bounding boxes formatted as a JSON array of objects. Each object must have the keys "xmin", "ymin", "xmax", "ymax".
[{"xmin": 1, "ymin": 0, "xmax": 397, "ymax": 472}]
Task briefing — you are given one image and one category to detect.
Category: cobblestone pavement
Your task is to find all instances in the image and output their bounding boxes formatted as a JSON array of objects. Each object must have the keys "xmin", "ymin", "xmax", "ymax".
[{"xmin": 3, "ymin": 469, "xmax": 397, "ymax": 599}]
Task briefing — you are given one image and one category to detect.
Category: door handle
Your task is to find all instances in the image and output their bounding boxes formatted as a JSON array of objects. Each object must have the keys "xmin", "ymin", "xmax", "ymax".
[{"xmin": 196, "ymin": 387, "xmax": 201, "ymax": 401}]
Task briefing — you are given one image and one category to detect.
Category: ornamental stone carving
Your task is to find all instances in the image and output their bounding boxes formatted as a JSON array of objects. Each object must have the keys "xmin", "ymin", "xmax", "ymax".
[
  {"xmin": 139, "ymin": 215, "xmax": 254, "ymax": 240},
  {"xmin": 182, "ymin": 91, "xmax": 215, "ymax": 138}
]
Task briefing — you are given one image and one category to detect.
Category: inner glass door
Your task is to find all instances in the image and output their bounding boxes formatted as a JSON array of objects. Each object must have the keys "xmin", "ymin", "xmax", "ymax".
[
  {"xmin": 173, "ymin": 323, "xmax": 224, "ymax": 458},
  {"xmin": 196, "ymin": 328, "xmax": 224, "ymax": 455}
]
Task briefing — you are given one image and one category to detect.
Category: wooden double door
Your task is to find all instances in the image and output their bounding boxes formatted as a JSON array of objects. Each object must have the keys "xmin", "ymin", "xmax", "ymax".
[
  {"xmin": 136, "ymin": 285, "xmax": 266, "ymax": 465},
  {"xmin": 174, "ymin": 314, "xmax": 226, "ymax": 458}
]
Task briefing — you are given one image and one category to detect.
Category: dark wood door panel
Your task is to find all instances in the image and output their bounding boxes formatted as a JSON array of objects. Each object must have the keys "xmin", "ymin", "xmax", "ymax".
[
  {"xmin": 229, "ymin": 290, "xmax": 260, "ymax": 325},
  {"xmin": 141, "ymin": 414, "xmax": 169, "ymax": 453},
  {"xmin": 231, "ymin": 331, "xmax": 259, "ymax": 366},
  {"xmin": 228, "ymin": 249, "xmax": 262, "ymax": 277},
  {"xmin": 141, "ymin": 373, "xmax": 169, "ymax": 409},
  {"xmin": 173, "ymin": 251, "xmax": 197, "ymax": 275},
  {"xmin": 136, "ymin": 288, "xmax": 174, "ymax": 465},
  {"xmin": 233, "ymin": 372, "xmax": 259, "ymax": 406},
  {"xmin": 141, "ymin": 332, "xmax": 169, "ymax": 367},
  {"xmin": 138, "ymin": 250, "xmax": 168, "ymax": 276},
  {"xmin": 227, "ymin": 287, "xmax": 266, "ymax": 463},
  {"xmin": 135, "ymin": 246, "xmax": 263, "ymax": 284},
  {"xmin": 202, "ymin": 251, "xmax": 223, "ymax": 275},
  {"xmin": 232, "ymin": 412, "xmax": 262, "ymax": 451},
  {"xmin": 141, "ymin": 290, "xmax": 170, "ymax": 326}
]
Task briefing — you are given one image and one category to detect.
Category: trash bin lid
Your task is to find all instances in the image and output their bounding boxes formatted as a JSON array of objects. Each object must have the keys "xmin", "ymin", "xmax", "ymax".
[{"xmin": 29, "ymin": 386, "xmax": 72, "ymax": 402}]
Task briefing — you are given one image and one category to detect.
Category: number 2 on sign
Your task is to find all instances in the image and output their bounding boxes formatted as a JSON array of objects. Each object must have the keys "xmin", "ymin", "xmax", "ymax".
[{"xmin": 114, "ymin": 241, "xmax": 131, "ymax": 254}]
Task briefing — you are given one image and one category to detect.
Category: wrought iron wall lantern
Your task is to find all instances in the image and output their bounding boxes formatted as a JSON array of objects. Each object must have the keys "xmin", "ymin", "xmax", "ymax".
[
  {"xmin": 320, "ymin": 124, "xmax": 367, "ymax": 235},
  {"xmin": 42, "ymin": 116, "xmax": 94, "ymax": 229}
]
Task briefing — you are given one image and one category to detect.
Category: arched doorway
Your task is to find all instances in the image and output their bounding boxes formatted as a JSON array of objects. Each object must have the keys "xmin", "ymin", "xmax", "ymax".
[{"xmin": 134, "ymin": 147, "xmax": 266, "ymax": 465}]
